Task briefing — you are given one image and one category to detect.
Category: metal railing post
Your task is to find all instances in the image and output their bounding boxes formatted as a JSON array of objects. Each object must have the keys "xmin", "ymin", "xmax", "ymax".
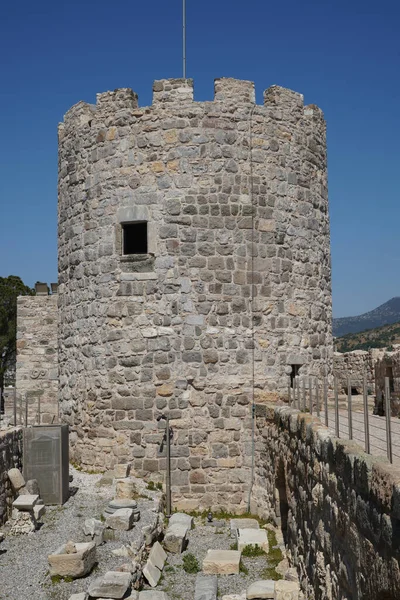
[
  {"xmin": 292, "ymin": 376, "xmax": 296, "ymax": 407},
  {"xmin": 25, "ymin": 393, "xmax": 28, "ymax": 427},
  {"xmin": 316, "ymin": 378, "xmax": 320, "ymax": 417},
  {"xmin": 324, "ymin": 377, "xmax": 328, "ymax": 426},
  {"xmin": 334, "ymin": 376, "xmax": 340, "ymax": 437},
  {"xmin": 296, "ymin": 376, "xmax": 301, "ymax": 410},
  {"xmin": 363, "ymin": 374, "xmax": 370, "ymax": 454},
  {"xmin": 347, "ymin": 376, "xmax": 353, "ymax": 440},
  {"xmin": 309, "ymin": 377, "xmax": 313, "ymax": 414},
  {"xmin": 385, "ymin": 376, "xmax": 393, "ymax": 464}
]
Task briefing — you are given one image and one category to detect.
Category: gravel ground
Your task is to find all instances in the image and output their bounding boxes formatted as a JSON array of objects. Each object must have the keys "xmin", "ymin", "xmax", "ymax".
[
  {"xmin": 0, "ymin": 467, "xmax": 157, "ymax": 600},
  {"xmin": 144, "ymin": 518, "xmax": 286, "ymax": 600}
]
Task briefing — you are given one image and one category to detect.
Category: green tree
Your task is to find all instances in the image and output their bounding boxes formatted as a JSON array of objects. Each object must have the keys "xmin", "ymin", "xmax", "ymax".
[{"xmin": 0, "ymin": 276, "xmax": 34, "ymax": 408}]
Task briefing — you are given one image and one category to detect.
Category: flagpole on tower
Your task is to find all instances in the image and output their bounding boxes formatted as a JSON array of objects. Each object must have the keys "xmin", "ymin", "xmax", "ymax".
[{"xmin": 183, "ymin": 0, "xmax": 186, "ymax": 78}]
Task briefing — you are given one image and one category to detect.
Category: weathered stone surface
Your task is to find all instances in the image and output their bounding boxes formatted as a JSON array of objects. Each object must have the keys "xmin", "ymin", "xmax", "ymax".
[
  {"xmin": 9, "ymin": 509, "xmax": 37, "ymax": 534},
  {"xmin": 163, "ymin": 522, "xmax": 188, "ymax": 554},
  {"xmin": 202, "ymin": 550, "xmax": 241, "ymax": 575},
  {"xmin": 148, "ymin": 541, "xmax": 167, "ymax": 570},
  {"xmin": 12, "ymin": 495, "xmax": 39, "ymax": 511},
  {"xmin": 168, "ymin": 512, "xmax": 193, "ymax": 531},
  {"xmin": 7, "ymin": 468, "xmax": 25, "ymax": 493},
  {"xmin": 25, "ymin": 479, "xmax": 40, "ymax": 496},
  {"xmin": 88, "ymin": 571, "xmax": 132, "ymax": 599},
  {"xmin": 116, "ymin": 478, "xmax": 136, "ymax": 500},
  {"xmin": 143, "ymin": 560, "xmax": 161, "ymax": 587},
  {"xmin": 194, "ymin": 573, "xmax": 218, "ymax": 600},
  {"xmin": 114, "ymin": 464, "xmax": 131, "ymax": 479},
  {"xmin": 33, "ymin": 504, "xmax": 46, "ymax": 520},
  {"xmin": 68, "ymin": 593, "xmax": 88, "ymax": 600},
  {"xmin": 83, "ymin": 518, "xmax": 105, "ymax": 545},
  {"xmin": 48, "ymin": 541, "xmax": 96, "ymax": 578},
  {"xmin": 0, "ymin": 430, "xmax": 23, "ymax": 526},
  {"xmin": 237, "ymin": 528, "xmax": 268, "ymax": 553},
  {"xmin": 138, "ymin": 592, "xmax": 170, "ymax": 600},
  {"xmin": 247, "ymin": 580, "xmax": 275, "ymax": 599},
  {"xmin": 274, "ymin": 581, "xmax": 299, "ymax": 600},
  {"xmin": 106, "ymin": 508, "xmax": 135, "ymax": 531},
  {"xmin": 230, "ymin": 519, "xmax": 259, "ymax": 537}
]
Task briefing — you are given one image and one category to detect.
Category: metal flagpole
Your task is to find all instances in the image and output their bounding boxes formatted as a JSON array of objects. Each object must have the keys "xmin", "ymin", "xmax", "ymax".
[{"xmin": 183, "ymin": 0, "xmax": 186, "ymax": 78}]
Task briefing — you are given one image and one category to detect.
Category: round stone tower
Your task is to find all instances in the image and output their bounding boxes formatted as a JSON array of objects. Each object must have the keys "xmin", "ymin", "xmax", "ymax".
[{"xmin": 58, "ymin": 77, "xmax": 333, "ymax": 511}]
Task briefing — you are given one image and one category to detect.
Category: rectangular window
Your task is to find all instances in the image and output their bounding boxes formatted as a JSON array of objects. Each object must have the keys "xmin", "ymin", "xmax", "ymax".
[{"xmin": 122, "ymin": 222, "xmax": 148, "ymax": 255}]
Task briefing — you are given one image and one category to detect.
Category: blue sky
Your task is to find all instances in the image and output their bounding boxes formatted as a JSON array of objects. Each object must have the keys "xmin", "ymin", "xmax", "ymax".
[{"xmin": 0, "ymin": 0, "xmax": 398, "ymax": 317}]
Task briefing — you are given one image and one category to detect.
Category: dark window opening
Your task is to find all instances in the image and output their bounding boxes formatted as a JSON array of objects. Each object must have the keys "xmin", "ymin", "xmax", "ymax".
[
  {"xmin": 290, "ymin": 364, "xmax": 301, "ymax": 388},
  {"xmin": 123, "ymin": 222, "xmax": 147, "ymax": 255}
]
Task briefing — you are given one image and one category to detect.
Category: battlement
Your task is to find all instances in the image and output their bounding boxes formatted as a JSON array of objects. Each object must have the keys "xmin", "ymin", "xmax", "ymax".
[{"xmin": 61, "ymin": 77, "xmax": 325, "ymax": 129}]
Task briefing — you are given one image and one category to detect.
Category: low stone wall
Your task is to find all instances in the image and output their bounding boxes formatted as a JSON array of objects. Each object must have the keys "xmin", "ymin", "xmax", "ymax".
[
  {"xmin": 0, "ymin": 428, "xmax": 23, "ymax": 525},
  {"xmin": 333, "ymin": 349, "xmax": 383, "ymax": 394},
  {"xmin": 251, "ymin": 404, "xmax": 400, "ymax": 600},
  {"xmin": 15, "ymin": 295, "xmax": 59, "ymax": 425},
  {"xmin": 374, "ymin": 347, "xmax": 400, "ymax": 415}
]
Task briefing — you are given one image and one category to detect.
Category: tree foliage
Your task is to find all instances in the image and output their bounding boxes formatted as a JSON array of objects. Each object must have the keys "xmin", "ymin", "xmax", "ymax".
[{"xmin": 0, "ymin": 276, "xmax": 34, "ymax": 391}]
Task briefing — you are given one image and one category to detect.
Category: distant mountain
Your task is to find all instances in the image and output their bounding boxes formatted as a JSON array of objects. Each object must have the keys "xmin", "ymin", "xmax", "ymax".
[
  {"xmin": 333, "ymin": 297, "xmax": 400, "ymax": 337},
  {"xmin": 335, "ymin": 320, "xmax": 400, "ymax": 353}
]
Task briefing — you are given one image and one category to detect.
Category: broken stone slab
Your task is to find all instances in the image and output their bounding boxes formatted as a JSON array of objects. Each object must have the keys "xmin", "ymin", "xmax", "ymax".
[
  {"xmin": 138, "ymin": 592, "xmax": 170, "ymax": 600},
  {"xmin": 83, "ymin": 518, "xmax": 105, "ymax": 545},
  {"xmin": 97, "ymin": 470, "xmax": 115, "ymax": 486},
  {"xmin": 163, "ymin": 522, "xmax": 188, "ymax": 553},
  {"xmin": 194, "ymin": 573, "xmax": 218, "ymax": 600},
  {"xmin": 114, "ymin": 464, "xmax": 131, "ymax": 479},
  {"xmin": 48, "ymin": 541, "xmax": 96, "ymax": 578},
  {"xmin": 148, "ymin": 541, "xmax": 167, "ymax": 570},
  {"xmin": 25, "ymin": 479, "xmax": 40, "ymax": 496},
  {"xmin": 12, "ymin": 494, "xmax": 39, "ymax": 511},
  {"xmin": 221, "ymin": 594, "xmax": 246, "ymax": 600},
  {"xmin": 237, "ymin": 528, "xmax": 269, "ymax": 553},
  {"xmin": 168, "ymin": 512, "xmax": 193, "ymax": 532},
  {"xmin": 68, "ymin": 594, "xmax": 88, "ymax": 600},
  {"xmin": 230, "ymin": 518, "xmax": 259, "ymax": 537},
  {"xmin": 106, "ymin": 508, "xmax": 135, "ymax": 531},
  {"xmin": 33, "ymin": 504, "xmax": 46, "ymax": 521},
  {"xmin": 247, "ymin": 580, "xmax": 275, "ymax": 599},
  {"xmin": 88, "ymin": 571, "xmax": 132, "ymax": 599},
  {"xmin": 274, "ymin": 581, "xmax": 299, "ymax": 600},
  {"xmin": 116, "ymin": 478, "xmax": 136, "ymax": 500},
  {"xmin": 7, "ymin": 468, "xmax": 25, "ymax": 492},
  {"xmin": 143, "ymin": 560, "xmax": 162, "ymax": 587},
  {"xmin": 202, "ymin": 550, "xmax": 241, "ymax": 575}
]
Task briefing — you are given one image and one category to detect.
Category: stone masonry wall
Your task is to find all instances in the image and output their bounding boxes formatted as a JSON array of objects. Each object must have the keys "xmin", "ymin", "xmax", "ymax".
[
  {"xmin": 333, "ymin": 349, "xmax": 382, "ymax": 394},
  {"xmin": 375, "ymin": 346, "xmax": 400, "ymax": 415},
  {"xmin": 251, "ymin": 405, "xmax": 400, "ymax": 600},
  {"xmin": 58, "ymin": 77, "xmax": 333, "ymax": 510},
  {"xmin": 0, "ymin": 428, "xmax": 23, "ymax": 525},
  {"xmin": 16, "ymin": 295, "xmax": 59, "ymax": 425}
]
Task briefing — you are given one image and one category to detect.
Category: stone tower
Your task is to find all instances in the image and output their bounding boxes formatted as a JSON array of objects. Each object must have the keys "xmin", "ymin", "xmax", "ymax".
[{"xmin": 58, "ymin": 77, "xmax": 333, "ymax": 511}]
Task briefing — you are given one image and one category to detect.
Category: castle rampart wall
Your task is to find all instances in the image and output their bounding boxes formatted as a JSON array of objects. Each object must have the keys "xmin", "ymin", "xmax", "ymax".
[{"xmin": 58, "ymin": 77, "xmax": 332, "ymax": 510}]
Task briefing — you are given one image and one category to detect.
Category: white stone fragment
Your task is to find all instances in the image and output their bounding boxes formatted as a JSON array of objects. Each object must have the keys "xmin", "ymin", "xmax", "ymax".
[
  {"xmin": 88, "ymin": 571, "xmax": 132, "ymax": 599},
  {"xmin": 247, "ymin": 580, "xmax": 275, "ymax": 599},
  {"xmin": 237, "ymin": 528, "xmax": 269, "ymax": 553},
  {"xmin": 163, "ymin": 522, "xmax": 188, "ymax": 554},
  {"xmin": 106, "ymin": 508, "xmax": 134, "ymax": 531},
  {"xmin": 230, "ymin": 518, "xmax": 259, "ymax": 537},
  {"xmin": 148, "ymin": 541, "xmax": 167, "ymax": 570},
  {"xmin": 138, "ymin": 592, "xmax": 170, "ymax": 600},
  {"xmin": 7, "ymin": 468, "xmax": 25, "ymax": 492},
  {"xmin": 48, "ymin": 542, "xmax": 96, "ymax": 578},
  {"xmin": 202, "ymin": 550, "xmax": 241, "ymax": 575},
  {"xmin": 68, "ymin": 593, "xmax": 88, "ymax": 600},
  {"xmin": 274, "ymin": 581, "xmax": 300, "ymax": 600},
  {"xmin": 12, "ymin": 494, "xmax": 39, "ymax": 511},
  {"xmin": 114, "ymin": 464, "xmax": 130, "ymax": 479},
  {"xmin": 168, "ymin": 512, "xmax": 193, "ymax": 532},
  {"xmin": 143, "ymin": 560, "xmax": 162, "ymax": 587},
  {"xmin": 33, "ymin": 504, "xmax": 46, "ymax": 520}
]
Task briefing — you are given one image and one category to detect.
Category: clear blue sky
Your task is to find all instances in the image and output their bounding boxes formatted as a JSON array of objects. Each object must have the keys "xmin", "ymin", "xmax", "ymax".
[{"xmin": 0, "ymin": 0, "xmax": 399, "ymax": 317}]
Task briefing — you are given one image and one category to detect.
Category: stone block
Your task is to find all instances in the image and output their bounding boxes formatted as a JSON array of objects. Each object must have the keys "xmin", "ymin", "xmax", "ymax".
[
  {"xmin": 168, "ymin": 512, "xmax": 193, "ymax": 532},
  {"xmin": 247, "ymin": 580, "xmax": 275, "ymax": 599},
  {"xmin": 7, "ymin": 468, "xmax": 25, "ymax": 492},
  {"xmin": 143, "ymin": 560, "xmax": 162, "ymax": 587},
  {"xmin": 148, "ymin": 541, "xmax": 167, "ymax": 570},
  {"xmin": 83, "ymin": 518, "xmax": 105, "ymax": 545},
  {"xmin": 237, "ymin": 528, "xmax": 269, "ymax": 553},
  {"xmin": 138, "ymin": 593, "xmax": 170, "ymax": 600},
  {"xmin": 230, "ymin": 518, "xmax": 259, "ymax": 537},
  {"xmin": 68, "ymin": 594, "xmax": 88, "ymax": 600},
  {"xmin": 12, "ymin": 495, "xmax": 39, "ymax": 511},
  {"xmin": 48, "ymin": 541, "xmax": 96, "ymax": 579},
  {"xmin": 202, "ymin": 550, "xmax": 241, "ymax": 575},
  {"xmin": 33, "ymin": 504, "xmax": 46, "ymax": 520},
  {"xmin": 106, "ymin": 508, "xmax": 135, "ymax": 531},
  {"xmin": 114, "ymin": 464, "xmax": 131, "ymax": 479},
  {"xmin": 194, "ymin": 573, "xmax": 218, "ymax": 600},
  {"xmin": 274, "ymin": 581, "xmax": 299, "ymax": 600},
  {"xmin": 116, "ymin": 478, "xmax": 136, "ymax": 499},
  {"xmin": 163, "ymin": 522, "xmax": 188, "ymax": 554},
  {"xmin": 88, "ymin": 571, "xmax": 132, "ymax": 599}
]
